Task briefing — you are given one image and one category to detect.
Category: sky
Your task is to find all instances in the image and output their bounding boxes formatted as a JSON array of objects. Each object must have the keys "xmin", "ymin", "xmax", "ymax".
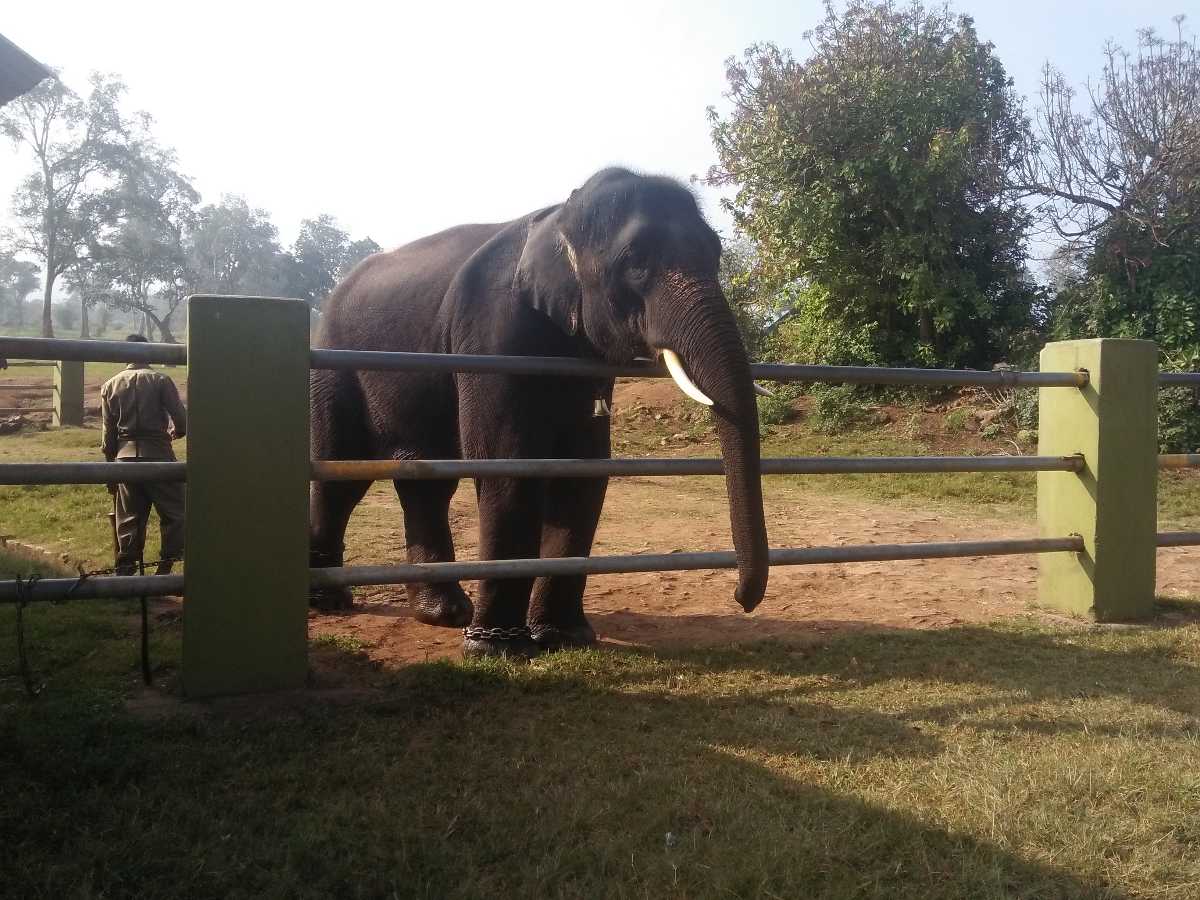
[{"xmin": 0, "ymin": 0, "xmax": 1192, "ymax": 253}]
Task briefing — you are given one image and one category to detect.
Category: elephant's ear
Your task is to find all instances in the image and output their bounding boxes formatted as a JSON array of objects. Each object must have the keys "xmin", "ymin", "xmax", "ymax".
[{"xmin": 513, "ymin": 206, "xmax": 583, "ymax": 336}]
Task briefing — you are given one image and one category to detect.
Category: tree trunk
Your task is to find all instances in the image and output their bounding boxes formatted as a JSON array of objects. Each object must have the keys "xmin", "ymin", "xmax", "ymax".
[
  {"xmin": 41, "ymin": 274, "xmax": 55, "ymax": 338},
  {"xmin": 919, "ymin": 307, "xmax": 934, "ymax": 344},
  {"xmin": 147, "ymin": 310, "xmax": 174, "ymax": 343},
  {"xmin": 79, "ymin": 296, "xmax": 90, "ymax": 338}
]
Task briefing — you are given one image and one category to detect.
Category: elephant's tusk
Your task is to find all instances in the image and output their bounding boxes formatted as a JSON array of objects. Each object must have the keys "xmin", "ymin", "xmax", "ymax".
[
  {"xmin": 661, "ymin": 349, "xmax": 713, "ymax": 407},
  {"xmin": 753, "ymin": 383, "xmax": 775, "ymax": 398}
]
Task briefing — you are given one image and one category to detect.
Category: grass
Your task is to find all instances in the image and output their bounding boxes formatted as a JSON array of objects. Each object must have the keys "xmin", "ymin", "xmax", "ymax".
[
  {"xmin": 4, "ymin": 398, "xmax": 1200, "ymax": 896},
  {"xmin": 3, "ymin": 597, "xmax": 1200, "ymax": 897}
]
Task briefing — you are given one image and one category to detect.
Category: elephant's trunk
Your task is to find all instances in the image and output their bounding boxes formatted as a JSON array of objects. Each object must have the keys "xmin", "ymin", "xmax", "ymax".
[{"xmin": 651, "ymin": 272, "xmax": 769, "ymax": 612}]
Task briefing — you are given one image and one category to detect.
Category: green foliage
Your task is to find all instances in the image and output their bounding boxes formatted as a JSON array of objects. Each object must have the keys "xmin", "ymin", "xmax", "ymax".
[
  {"xmin": 708, "ymin": 1, "xmax": 1035, "ymax": 368},
  {"xmin": 756, "ymin": 383, "xmax": 801, "ymax": 429},
  {"xmin": 311, "ymin": 632, "xmax": 369, "ymax": 653},
  {"xmin": 0, "ymin": 250, "xmax": 39, "ymax": 327},
  {"xmin": 185, "ymin": 195, "xmax": 287, "ymax": 297},
  {"xmin": 284, "ymin": 215, "xmax": 381, "ymax": 307},
  {"xmin": 1159, "ymin": 388, "xmax": 1200, "ymax": 454},
  {"xmin": 810, "ymin": 383, "xmax": 870, "ymax": 433},
  {"xmin": 762, "ymin": 282, "xmax": 881, "ymax": 368},
  {"xmin": 1050, "ymin": 224, "xmax": 1200, "ymax": 452},
  {"xmin": 77, "ymin": 135, "xmax": 200, "ymax": 342},
  {"xmin": 0, "ymin": 73, "xmax": 136, "ymax": 337},
  {"xmin": 943, "ymin": 408, "xmax": 971, "ymax": 433}
]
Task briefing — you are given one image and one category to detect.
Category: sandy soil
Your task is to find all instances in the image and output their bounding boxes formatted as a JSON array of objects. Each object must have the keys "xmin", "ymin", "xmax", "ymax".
[{"xmin": 311, "ymin": 468, "xmax": 1200, "ymax": 666}]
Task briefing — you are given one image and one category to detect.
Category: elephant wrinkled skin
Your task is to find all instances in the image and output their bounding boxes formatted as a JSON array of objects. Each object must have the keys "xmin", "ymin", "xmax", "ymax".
[{"xmin": 309, "ymin": 168, "xmax": 770, "ymax": 657}]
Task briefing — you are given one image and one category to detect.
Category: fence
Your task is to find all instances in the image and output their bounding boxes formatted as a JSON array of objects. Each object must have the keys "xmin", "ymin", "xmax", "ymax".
[
  {"xmin": 0, "ymin": 358, "xmax": 84, "ymax": 425},
  {"xmin": 1, "ymin": 296, "xmax": 1198, "ymax": 698}
]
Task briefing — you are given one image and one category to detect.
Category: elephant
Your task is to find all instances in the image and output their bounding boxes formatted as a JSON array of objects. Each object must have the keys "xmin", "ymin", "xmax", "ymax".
[{"xmin": 309, "ymin": 167, "xmax": 769, "ymax": 657}]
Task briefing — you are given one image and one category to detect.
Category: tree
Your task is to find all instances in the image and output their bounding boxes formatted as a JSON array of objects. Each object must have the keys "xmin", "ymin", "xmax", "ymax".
[
  {"xmin": 708, "ymin": 1, "xmax": 1035, "ymax": 368},
  {"xmin": 0, "ymin": 73, "xmax": 133, "ymax": 337},
  {"xmin": 185, "ymin": 195, "xmax": 287, "ymax": 298},
  {"xmin": 1031, "ymin": 19, "xmax": 1200, "ymax": 450},
  {"xmin": 285, "ymin": 214, "xmax": 350, "ymax": 306},
  {"xmin": 343, "ymin": 236, "xmax": 382, "ymax": 272},
  {"xmin": 0, "ymin": 248, "xmax": 40, "ymax": 327},
  {"xmin": 284, "ymin": 215, "xmax": 381, "ymax": 307},
  {"xmin": 85, "ymin": 134, "xmax": 199, "ymax": 341},
  {"xmin": 1018, "ymin": 18, "xmax": 1199, "ymax": 254}
]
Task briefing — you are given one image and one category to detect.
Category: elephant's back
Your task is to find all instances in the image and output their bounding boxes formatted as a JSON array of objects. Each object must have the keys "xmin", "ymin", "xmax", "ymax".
[{"xmin": 316, "ymin": 221, "xmax": 508, "ymax": 352}]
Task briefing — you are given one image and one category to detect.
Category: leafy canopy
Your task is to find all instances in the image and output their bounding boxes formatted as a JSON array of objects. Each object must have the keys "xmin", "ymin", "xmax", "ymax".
[{"xmin": 708, "ymin": 0, "xmax": 1035, "ymax": 368}]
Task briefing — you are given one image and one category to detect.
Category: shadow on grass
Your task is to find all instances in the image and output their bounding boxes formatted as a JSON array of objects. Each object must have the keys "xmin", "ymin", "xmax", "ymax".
[
  {"xmin": 587, "ymin": 605, "xmax": 1200, "ymax": 726},
  {"xmin": 5, "ymin": 610, "xmax": 1173, "ymax": 897}
]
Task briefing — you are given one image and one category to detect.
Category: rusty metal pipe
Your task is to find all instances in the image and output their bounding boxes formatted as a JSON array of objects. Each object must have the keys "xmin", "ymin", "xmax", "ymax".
[
  {"xmin": 0, "ymin": 455, "xmax": 1084, "ymax": 485},
  {"xmin": 0, "ymin": 537, "xmax": 1085, "ymax": 602},
  {"xmin": 1157, "ymin": 532, "xmax": 1200, "ymax": 547},
  {"xmin": 312, "ymin": 454, "xmax": 1085, "ymax": 481},
  {"xmin": 1159, "ymin": 454, "xmax": 1200, "ymax": 469},
  {"xmin": 310, "ymin": 537, "xmax": 1085, "ymax": 589}
]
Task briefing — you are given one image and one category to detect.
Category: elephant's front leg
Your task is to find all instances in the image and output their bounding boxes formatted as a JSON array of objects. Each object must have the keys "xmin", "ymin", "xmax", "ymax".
[
  {"xmin": 463, "ymin": 476, "xmax": 546, "ymax": 658},
  {"xmin": 528, "ymin": 474, "xmax": 608, "ymax": 650}
]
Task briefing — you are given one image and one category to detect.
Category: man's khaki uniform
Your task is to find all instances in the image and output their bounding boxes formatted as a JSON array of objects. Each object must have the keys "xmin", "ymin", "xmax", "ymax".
[{"xmin": 100, "ymin": 364, "xmax": 187, "ymax": 574}]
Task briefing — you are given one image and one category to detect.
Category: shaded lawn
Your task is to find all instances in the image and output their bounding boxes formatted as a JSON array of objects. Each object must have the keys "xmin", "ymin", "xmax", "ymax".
[{"xmin": 3, "ymin": 596, "xmax": 1200, "ymax": 898}]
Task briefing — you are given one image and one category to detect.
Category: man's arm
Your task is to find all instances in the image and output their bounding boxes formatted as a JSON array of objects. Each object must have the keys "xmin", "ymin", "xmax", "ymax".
[
  {"xmin": 100, "ymin": 385, "xmax": 119, "ymax": 461},
  {"xmin": 162, "ymin": 377, "xmax": 187, "ymax": 439}
]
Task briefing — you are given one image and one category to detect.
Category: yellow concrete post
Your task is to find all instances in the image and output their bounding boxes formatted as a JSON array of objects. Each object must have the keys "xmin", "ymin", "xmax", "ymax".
[
  {"xmin": 1037, "ymin": 339, "xmax": 1159, "ymax": 620},
  {"xmin": 52, "ymin": 360, "xmax": 84, "ymax": 427},
  {"xmin": 183, "ymin": 295, "xmax": 311, "ymax": 696}
]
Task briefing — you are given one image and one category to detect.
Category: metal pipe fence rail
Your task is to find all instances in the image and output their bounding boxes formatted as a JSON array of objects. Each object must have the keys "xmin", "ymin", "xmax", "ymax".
[
  {"xmin": 2, "ymin": 306, "xmax": 1200, "ymax": 698},
  {"xmin": 0, "ymin": 454, "xmax": 1086, "ymax": 486},
  {"xmin": 1159, "ymin": 455, "xmax": 1200, "ymax": 469},
  {"xmin": 1157, "ymin": 532, "xmax": 1200, "ymax": 548},
  {"xmin": 0, "ymin": 407, "xmax": 53, "ymax": 415},
  {"xmin": 0, "ymin": 537, "xmax": 1086, "ymax": 603},
  {"xmin": 2, "ymin": 336, "xmax": 1089, "ymax": 388}
]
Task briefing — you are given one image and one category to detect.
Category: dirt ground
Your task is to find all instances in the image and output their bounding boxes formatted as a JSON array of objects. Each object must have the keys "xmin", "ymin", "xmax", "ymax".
[
  {"xmin": 8, "ymin": 369, "xmax": 1195, "ymax": 661},
  {"xmin": 311, "ymin": 468, "xmax": 1200, "ymax": 666},
  {"xmin": 0, "ymin": 365, "xmax": 187, "ymax": 422}
]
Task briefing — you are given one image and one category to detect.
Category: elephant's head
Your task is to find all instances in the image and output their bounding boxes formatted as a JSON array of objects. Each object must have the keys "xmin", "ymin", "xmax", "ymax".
[{"xmin": 514, "ymin": 168, "xmax": 769, "ymax": 612}]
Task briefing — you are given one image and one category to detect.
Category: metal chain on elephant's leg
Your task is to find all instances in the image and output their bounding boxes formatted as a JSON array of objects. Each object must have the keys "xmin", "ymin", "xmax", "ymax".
[{"xmin": 462, "ymin": 625, "xmax": 534, "ymax": 642}]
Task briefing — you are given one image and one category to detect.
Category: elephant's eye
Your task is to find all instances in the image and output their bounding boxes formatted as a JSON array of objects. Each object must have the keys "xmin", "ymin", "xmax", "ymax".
[{"xmin": 624, "ymin": 246, "xmax": 651, "ymax": 284}]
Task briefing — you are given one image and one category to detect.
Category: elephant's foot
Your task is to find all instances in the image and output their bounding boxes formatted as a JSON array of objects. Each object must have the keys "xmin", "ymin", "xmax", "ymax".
[
  {"xmin": 462, "ymin": 625, "xmax": 543, "ymax": 660},
  {"xmin": 310, "ymin": 585, "xmax": 355, "ymax": 612},
  {"xmin": 408, "ymin": 583, "xmax": 474, "ymax": 629},
  {"xmin": 530, "ymin": 621, "xmax": 597, "ymax": 651}
]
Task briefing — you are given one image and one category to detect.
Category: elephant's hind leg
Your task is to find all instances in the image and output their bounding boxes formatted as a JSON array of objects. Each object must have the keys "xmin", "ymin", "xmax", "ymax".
[
  {"xmin": 395, "ymin": 478, "xmax": 473, "ymax": 628},
  {"xmin": 310, "ymin": 479, "xmax": 372, "ymax": 610},
  {"xmin": 310, "ymin": 369, "xmax": 371, "ymax": 610}
]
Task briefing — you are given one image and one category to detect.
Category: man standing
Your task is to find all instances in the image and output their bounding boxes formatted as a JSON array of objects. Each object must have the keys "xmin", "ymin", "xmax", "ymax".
[{"xmin": 100, "ymin": 334, "xmax": 187, "ymax": 575}]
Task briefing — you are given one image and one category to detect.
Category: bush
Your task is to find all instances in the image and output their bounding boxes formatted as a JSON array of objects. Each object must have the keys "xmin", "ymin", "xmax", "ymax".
[
  {"xmin": 1158, "ymin": 387, "xmax": 1200, "ymax": 453},
  {"xmin": 756, "ymin": 384, "xmax": 801, "ymax": 429},
  {"xmin": 943, "ymin": 408, "xmax": 972, "ymax": 432},
  {"xmin": 810, "ymin": 384, "xmax": 870, "ymax": 433},
  {"xmin": 1013, "ymin": 388, "xmax": 1038, "ymax": 430}
]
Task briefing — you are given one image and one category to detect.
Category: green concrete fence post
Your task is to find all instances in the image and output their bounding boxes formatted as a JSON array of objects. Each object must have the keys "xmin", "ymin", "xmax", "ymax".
[
  {"xmin": 183, "ymin": 295, "xmax": 311, "ymax": 696},
  {"xmin": 53, "ymin": 359, "xmax": 84, "ymax": 427},
  {"xmin": 1037, "ymin": 339, "xmax": 1158, "ymax": 620}
]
